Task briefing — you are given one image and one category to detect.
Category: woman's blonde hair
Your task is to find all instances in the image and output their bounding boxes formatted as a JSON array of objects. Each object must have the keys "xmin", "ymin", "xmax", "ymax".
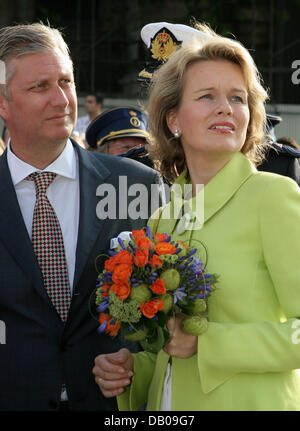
[{"xmin": 147, "ymin": 23, "xmax": 269, "ymax": 183}]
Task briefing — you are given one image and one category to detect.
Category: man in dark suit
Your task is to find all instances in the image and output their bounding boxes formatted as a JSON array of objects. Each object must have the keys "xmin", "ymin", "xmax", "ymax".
[
  {"xmin": 0, "ymin": 23, "xmax": 163, "ymax": 411},
  {"xmin": 258, "ymin": 114, "xmax": 300, "ymax": 186}
]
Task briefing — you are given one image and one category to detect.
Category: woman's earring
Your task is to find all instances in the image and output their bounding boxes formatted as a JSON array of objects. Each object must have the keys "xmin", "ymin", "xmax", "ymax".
[{"xmin": 174, "ymin": 129, "xmax": 180, "ymax": 138}]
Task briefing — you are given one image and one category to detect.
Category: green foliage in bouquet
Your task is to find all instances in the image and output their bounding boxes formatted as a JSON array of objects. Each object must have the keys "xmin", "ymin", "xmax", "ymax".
[{"xmin": 95, "ymin": 227, "xmax": 218, "ymax": 352}]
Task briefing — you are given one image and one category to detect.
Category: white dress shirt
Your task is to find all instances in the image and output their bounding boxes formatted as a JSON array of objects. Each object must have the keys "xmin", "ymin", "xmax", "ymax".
[{"xmin": 7, "ymin": 139, "xmax": 80, "ymax": 292}]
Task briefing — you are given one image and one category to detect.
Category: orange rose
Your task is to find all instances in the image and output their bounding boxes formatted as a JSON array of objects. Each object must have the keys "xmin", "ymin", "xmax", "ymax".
[
  {"xmin": 99, "ymin": 314, "xmax": 120, "ymax": 336},
  {"xmin": 140, "ymin": 298, "xmax": 165, "ymax": 318},
  {"xmin": 154, "ymin": 242, "xmax": 177, "ymax": 256},
  {"xmin": 136, "ymin": 237, "xmax": 152, "ymax": 251},
  {"xmin": 152, "ymin": 298, "xmax": 164, "ymax": 311},
  {"xmin": 110, "ymin": 281, "xmax": 131, "ymax": 300},
  {"xmin": 132, "ymin": 229, "xmax": 145, "ymax": 241},
  {"xmin": 134, "ymin": 249, "xmax": 149, "ymax": 267},
  {"xmin": 106, "ymin": 319, "xmax": 121, "ymax": 337},
  {"xmin": 149, "ymin": 254, "xmax": 163, "ymax": 269},
  {"xmin": 177, "ymin": 240, "xmax": 189, "ymax": 250},
  {"xmin": 99, "ymin": 312, "xmax": 110, "ymax": 324},
  {"xmin": 105, "ymin": 256, "xmax": 117, "ymax": 272},
  {"xmin": 154, "ymin": 233, "xmax": 169, "ymax": 243},
  {"xmin": 112, "ymin": 263, "xmax": 132, "ymax": 283},
  {"xmin": 149, "ymin": 278, "xmax": 166, "ymax": 295},
  {"xmin": 114, "ymin": 249, "xmax": 133, "ymax": 265},
  {"xmin": 101, "ymin": 283, "xmax": 110, "ymax": 298}
]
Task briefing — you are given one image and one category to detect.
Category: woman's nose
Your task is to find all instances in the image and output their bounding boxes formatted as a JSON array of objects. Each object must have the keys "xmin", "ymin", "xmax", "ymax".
[{"xmin": 215, "ymin": 96, "xmax": 233, "ymax": 115}]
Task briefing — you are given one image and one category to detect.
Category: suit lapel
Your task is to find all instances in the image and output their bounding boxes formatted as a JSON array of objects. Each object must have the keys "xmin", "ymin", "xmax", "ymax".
[
  {"xmin": 72, "ymin": 144, "xmax": 112, "ymax": 289},
  {"xmin": 0, "ymin": 151, "xmax": 46, "ymax": 296}
]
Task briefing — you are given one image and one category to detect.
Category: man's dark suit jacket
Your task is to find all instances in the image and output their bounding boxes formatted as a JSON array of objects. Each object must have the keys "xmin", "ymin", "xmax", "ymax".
[
  {"xmin": 0, "ymin": 142, "xmax": 163, "ymax": 411},
  {"xmin": 257, "ymin": 143, "xmax": 300, "ymax": 186}
]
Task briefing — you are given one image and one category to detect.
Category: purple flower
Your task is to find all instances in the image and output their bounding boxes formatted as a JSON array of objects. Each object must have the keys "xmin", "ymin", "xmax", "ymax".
[
  {"xmin": 118, "ymin": 237, "xmax": 125, "ymax": 249},
  {"xmin": 96, "ymin": 301, "xmax": 109, "ymax": 312},
  {"xmin": 146, "ymin": 226, "xmax": 152, "ymax": 238},
  {"xmin": 173, "ymin": 287, "xmax": 187, "ymax": 304},
  {"xmin": 97, "ymin": 321, "xmax": 107, "ymax": 333}
]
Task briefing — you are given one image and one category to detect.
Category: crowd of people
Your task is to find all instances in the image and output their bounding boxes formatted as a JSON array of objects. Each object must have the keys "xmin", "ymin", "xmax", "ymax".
[{"xmin": 0, "ymin": 19, "xmax": 300, "ymax": 412}]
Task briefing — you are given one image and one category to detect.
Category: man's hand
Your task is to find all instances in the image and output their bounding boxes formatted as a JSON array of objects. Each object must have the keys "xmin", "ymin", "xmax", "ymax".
[
  {"xmin": 93, "ymin": 348, "xmax": 134, "ymax": 398},
  {"xmin": 163, "ymin": 313, "xmax": 198, "ymax": 358}
]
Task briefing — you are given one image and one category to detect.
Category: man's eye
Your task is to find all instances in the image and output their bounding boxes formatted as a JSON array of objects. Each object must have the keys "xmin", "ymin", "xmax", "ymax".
[{"xmin": 31, "ymin": 83, "xmax": 44, "ymax": 89}]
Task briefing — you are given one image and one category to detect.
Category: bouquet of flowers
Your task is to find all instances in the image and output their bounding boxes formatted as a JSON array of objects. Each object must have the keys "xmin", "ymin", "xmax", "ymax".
[{"xmin": 94, "ymin": 227, "xmax": 218, "ymax": 352}]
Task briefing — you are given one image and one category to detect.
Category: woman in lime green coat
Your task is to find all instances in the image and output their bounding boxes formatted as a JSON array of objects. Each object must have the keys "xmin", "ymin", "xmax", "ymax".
[{"xmin": 93, "ymin": 24, "xmax": 300, "ymax": 411}]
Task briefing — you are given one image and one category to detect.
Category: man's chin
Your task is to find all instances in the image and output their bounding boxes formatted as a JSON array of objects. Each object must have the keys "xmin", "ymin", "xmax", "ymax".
[{"xmin": 50, "ymin": 127, "xmax": 74, "ymax": 142}]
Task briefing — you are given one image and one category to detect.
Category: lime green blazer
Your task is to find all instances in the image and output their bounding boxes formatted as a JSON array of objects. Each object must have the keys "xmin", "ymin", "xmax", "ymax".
[{"xmin": 118, "ymin": 152, "xmax": 300, "ymax": 411}]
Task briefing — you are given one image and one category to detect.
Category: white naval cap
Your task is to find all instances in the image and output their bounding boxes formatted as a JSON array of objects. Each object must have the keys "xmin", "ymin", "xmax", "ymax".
[
  {"xmin": 141, "ymin": 22, "xmax": 211, "ymax": 49},
  {"xmin": 138, "ymin": 22, "xmax": 212, "ymax": 82}
]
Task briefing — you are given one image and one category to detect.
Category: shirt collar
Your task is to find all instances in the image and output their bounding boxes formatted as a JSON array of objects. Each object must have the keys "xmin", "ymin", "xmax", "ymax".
[{"xmin": 7, "ymin": 139, "xmax": 77, "ymax": 186}]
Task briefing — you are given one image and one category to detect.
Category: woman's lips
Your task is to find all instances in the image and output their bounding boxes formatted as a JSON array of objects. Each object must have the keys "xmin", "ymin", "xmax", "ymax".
[{"xmin": 209, "ymin": 122, "xmax": 235, "ymax": 133}]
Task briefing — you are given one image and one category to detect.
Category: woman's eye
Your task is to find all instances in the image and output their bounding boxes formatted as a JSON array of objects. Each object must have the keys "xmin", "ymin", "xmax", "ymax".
[
  {"xmin": 232, "ymin": 95, "xmax": 244, "ymax": 103},
  {"xmin": 199, "ymin": 94, "xmax": 212, "ymax": 100}
]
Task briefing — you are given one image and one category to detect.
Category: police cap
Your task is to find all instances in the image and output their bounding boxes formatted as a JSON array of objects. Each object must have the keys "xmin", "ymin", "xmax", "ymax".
[{"xmin": 86, "ymin": 106, "xmax": 149, "ymax": 149}]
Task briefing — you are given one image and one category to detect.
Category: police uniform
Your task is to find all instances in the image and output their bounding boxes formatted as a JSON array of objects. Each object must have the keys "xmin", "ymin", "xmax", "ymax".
[
  {"xmin": 258, "ymin": 114, "xmax": 300, "ymax": 186},
  {"xmin": 85, "ymin": 106, "xmax": 149, "ymax": 150}
]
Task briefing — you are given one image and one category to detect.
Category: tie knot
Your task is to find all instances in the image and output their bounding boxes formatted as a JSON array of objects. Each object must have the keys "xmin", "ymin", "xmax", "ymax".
[{"xmin": 27, "ymin": 171, "xmax": 57, "ymax": 195}]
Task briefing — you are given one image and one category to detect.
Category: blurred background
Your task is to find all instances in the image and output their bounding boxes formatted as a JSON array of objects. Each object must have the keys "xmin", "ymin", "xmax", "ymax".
[{"xmin": 0, "ymin": 0, "xmax": 299, "ymax": 140}]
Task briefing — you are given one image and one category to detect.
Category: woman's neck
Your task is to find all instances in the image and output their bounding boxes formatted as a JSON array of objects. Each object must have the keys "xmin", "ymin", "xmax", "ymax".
[{"xmin": 185, "ymin": 152, "xmax": 234, "ymax": 195}]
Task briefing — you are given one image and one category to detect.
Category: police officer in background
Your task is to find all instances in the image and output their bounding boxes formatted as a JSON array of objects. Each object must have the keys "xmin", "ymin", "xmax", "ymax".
[
  {"xmin": 85, "ymin": 106, "xmax": 154, "ymax": 167},
  {"xmin": 257, "ymin": 114, "xmax": 300, "ymax": 186}
]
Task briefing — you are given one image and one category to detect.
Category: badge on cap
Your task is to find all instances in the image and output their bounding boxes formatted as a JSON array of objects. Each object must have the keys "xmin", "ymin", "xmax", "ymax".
[{"xmin": 138, "ymin": 22, "xmax": 211, "ymax": 82}]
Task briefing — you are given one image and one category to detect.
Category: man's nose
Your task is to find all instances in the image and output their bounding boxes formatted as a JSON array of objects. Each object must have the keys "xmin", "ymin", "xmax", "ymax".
[{"xmin": 50, "ymin": 84, "xmax": 69, "ymax": 108}]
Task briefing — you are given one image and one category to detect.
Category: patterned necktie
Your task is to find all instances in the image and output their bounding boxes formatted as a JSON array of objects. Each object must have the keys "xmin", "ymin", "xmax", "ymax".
[{"xmin": 27, "ymin": 172, "xmax": 71, "ymax": 322}]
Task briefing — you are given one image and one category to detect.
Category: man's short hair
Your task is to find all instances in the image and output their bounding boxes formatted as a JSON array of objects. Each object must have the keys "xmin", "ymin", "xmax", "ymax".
[
  {"xmin": 0, "ymin": 22, "xmax": 72, "ymax": 99},
  {"xmin": 86, "ymin": 92, "xmax": 103, "ymax": 105}
]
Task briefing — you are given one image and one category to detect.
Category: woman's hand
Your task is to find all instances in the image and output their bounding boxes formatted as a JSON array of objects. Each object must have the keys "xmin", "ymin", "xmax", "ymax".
[
  {"xmin": 163, "ymin": 313, "xmax": 198, "ymax": 358},
  {"xmin": 93, "ymin": 348, "xmax": 134, "ymax": 397}
]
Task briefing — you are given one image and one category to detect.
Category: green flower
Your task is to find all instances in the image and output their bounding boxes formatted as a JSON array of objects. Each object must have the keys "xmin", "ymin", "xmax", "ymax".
[
  {"xmin": 184, "ymin": 297, "xmax": 207, "ymax": 315},
  {"xmin": 130, "ymin": 284, "xmax": 152, "ymax": 303},
  {"xmin": 160, "ymin": 268, "xmax": 181, "ymax": 291},
  {"xmin": 95, "ymin": 287, "xmax": 105, "ymax": 306},
  {"xmin": 109, "ymin": 292, "xmax": 141, "ymax": 323},
  {"xmin": 159, "ymin": 254, "xmax": 179, "ymax": 264},
  {"xmin": 160, "ymin": 293, "xmax": 174, "ymax": 314},
  {"xmin": 182, "ymin": 316, "xmax": 208, "ymax": 335},
  {"xmin": 123, "ymin": 327, "xmax": 148, "ymax": 341}
]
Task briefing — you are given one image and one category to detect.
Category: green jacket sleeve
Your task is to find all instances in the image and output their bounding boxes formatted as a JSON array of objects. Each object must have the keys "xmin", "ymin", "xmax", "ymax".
[
  {"xmin": 117, "ymin": 351, "xmax": 157, "ymax": 411},
  {"xmin": 197, "ymin": 176, "xmax": 300, "ymax": 393}
]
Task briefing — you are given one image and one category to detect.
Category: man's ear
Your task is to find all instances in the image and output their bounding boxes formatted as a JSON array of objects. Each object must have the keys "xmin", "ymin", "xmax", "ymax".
[
  {"xmin": 166, "ymin": 110, "xmax": 178, "ymax": 135},
  {"xmin": 0, "ymin": 92, "xmax": 9, "ymax": 121}
]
